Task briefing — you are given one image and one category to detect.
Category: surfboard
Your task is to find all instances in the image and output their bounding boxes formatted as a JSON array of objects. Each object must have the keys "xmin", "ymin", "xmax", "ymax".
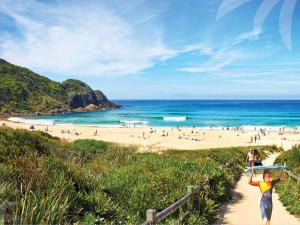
[{"xmin": 245, "ymin": 165, "xmax": 288, "ymax": 176}]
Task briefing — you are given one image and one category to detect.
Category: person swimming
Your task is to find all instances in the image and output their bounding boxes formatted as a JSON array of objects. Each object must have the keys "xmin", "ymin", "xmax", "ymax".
[{"xmin": 249, "ymin": 169, "xmax": 285, "ymax": 225}]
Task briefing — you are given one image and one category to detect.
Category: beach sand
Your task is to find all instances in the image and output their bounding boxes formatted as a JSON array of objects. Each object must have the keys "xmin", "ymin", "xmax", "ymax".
[{"xmin": 1, "ymin": 120, "xmax": 299, "ymax": 151}]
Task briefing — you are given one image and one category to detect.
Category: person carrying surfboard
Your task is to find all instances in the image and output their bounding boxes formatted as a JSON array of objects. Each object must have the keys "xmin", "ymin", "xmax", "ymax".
[{"xmin": 248, "ymin": 169, "xmax": 285, "ymax": 225}]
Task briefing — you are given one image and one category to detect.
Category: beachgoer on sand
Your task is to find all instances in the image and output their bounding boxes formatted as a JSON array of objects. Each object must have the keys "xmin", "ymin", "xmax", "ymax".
[{"xmin": 249, "ymin": 169, "xmax": 285, "ymax": 225}]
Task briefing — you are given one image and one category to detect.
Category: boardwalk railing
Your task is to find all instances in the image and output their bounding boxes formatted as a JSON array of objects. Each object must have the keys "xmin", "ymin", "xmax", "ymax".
[
  {"xmin": 283, "ymin": 169, "xmax": 300, "ymax": 183},
  {"xmin": 142, "ymin": 179, "xmax": 210, "ymax": 225}
]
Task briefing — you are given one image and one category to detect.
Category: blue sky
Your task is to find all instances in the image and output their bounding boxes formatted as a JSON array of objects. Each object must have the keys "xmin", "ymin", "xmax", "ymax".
[{"xmin": 0, "ymin": 0, "xmax": 300, "ymax": 99}]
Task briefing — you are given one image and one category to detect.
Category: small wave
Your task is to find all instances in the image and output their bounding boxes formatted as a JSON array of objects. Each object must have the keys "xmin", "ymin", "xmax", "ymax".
[
  {"xmin": 163, "ymin": 116, "xmax": 187, "ymax": 122},
  {"xmin": 8, "ymin": 117, "xmax": 55, "ymax": 126},
  {"xmin": 120, "ymin": 120, "xmax": 148, "ymax": 124}
]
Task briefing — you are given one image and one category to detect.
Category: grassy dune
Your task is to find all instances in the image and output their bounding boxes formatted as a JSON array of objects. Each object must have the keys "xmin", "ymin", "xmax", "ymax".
[
  {"xmin": 0, "ymin": 126, "xmax": 278, "ymax": 224},
  {"xmin": 275, "ymin": 146, "xmax": 300, "ymax": 216}
]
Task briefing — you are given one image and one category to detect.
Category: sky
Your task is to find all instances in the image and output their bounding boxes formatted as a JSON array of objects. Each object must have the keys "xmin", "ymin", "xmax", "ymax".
[{"xmin": 0, "ymin": 0, "xmax": 300, "ymax": 99}]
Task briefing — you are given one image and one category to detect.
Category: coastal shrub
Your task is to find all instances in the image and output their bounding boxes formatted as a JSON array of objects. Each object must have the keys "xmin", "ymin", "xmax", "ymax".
[
  {"xmin": 13, "ymin": 178, "xmax": 73, "ymax": 224},
  {"xmin": 274, "ymin": 146, "xmax": 300, "ymax": 216},
  {"xmin": 0, "ymin": 127, "xmax": 279, "ymax": 224}
]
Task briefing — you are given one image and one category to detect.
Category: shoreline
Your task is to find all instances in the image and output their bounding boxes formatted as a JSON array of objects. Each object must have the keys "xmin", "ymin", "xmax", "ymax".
[
  {"xmin": 1, "ymin": 119, "xmax": 300, "ymax": 152},
  {"xmin": 6, "ymin": 117, "xmax": 300, "ymax": 131}
]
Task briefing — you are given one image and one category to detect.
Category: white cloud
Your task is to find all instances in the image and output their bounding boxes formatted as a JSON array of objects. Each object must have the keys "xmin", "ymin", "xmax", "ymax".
[
  {"xmin": 179, "ymin": 47, "xmax": 244, "ymax": 73},
  {"xmin": 0, "ymin": 0, "xmax": 180, "ymax": 76},
  {"xmin": 177, "ymin": 28, "xmax": 262, "ymax": 74},
  {"xmin": 234, "ymin": 29, "xmax": 261, "ymax": 44},
  {"xmin": 181, "ymin": 44, "xmax": 214, "ymax": 55}
]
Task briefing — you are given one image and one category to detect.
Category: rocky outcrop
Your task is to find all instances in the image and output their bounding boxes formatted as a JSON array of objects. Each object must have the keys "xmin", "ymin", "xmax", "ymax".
[
  {"xmin": 68, "ymin": 90, "xmax": 120, "ymax": 110},
  {"xmin": 68, "ymin": 91, "xmax": 99, "ymax": 109}
]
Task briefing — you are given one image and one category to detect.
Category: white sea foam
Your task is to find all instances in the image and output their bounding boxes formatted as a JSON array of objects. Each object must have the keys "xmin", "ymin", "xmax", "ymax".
[
  {"xmin": 8, "ymin": 117, "xmax": 55, "ymax": 126},
  {"xmin": 120, "ymin": 120, "xmax": 148, "ymax": 124},
  {"xmin": 163, "ymin": 116, "xmax": 187, "ymax": 122}
]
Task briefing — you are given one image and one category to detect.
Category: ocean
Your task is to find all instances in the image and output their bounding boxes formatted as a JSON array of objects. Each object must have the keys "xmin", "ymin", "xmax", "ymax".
[{"xmin": 9, "ymin": 100, "xmax": 300, "ymax": 128}]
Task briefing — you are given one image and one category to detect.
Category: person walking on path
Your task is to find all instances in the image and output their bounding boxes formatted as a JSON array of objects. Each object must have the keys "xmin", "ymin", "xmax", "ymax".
[
  {"xmin": 246, "ymin": 150, "xmax": 254, "ymax": 167},
  {"xmin": 249, "ymin": 169, "xmax": 285, "ymax": 225}
]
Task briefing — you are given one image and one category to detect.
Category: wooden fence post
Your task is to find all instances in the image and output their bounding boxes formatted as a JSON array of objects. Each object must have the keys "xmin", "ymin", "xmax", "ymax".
[
  {"xmin": 187, "ymin": 185, "xmax": 194, "ymax": 206},
  {"xmin": 146, "ymin": 209, "xmax": 157, "ymax": 224},
  {"xmin": 187, "ymin": 186, "xmax": 194, "ymax": 195},
  {"xmin": 184, "ymin": 186, "xmax": 194, "ymax": 224},
  {"xmin": 142, "ymin": 181, "xmax": 209, "ymax": 224}
]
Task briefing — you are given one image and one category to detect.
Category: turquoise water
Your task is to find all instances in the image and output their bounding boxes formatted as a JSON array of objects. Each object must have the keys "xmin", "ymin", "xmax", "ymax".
[{"xmin": 18, "ymin": 100, "xmax": 300, "ymax": 128}]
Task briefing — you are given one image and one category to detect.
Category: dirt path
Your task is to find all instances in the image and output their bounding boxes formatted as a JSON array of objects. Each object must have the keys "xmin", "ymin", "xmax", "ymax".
[{"xmin": 216, "ymin": 154, "xmax": 300, "ymax": 225}]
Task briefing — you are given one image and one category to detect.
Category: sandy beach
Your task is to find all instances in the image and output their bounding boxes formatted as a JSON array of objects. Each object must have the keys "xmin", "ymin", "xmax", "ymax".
[{"xmin": 1, "ymin": 119, "xmax": 300, "ymax": 152}]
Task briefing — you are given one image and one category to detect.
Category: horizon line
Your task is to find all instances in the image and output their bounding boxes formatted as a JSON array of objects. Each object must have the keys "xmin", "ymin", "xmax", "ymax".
[{"xmin": 111, "ymin": 98, "xmax": 300, "ymax": 101}]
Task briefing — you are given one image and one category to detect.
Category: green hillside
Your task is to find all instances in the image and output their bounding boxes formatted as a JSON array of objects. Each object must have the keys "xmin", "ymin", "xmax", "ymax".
[{"xmin": 0, "ymin": 59, "xmax": 119, "ymax": 116}]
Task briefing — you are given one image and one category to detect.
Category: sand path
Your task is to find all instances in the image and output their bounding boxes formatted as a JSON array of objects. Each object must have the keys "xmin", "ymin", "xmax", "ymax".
[{"xmin": 216, "ymin": 154, "xmax": 300, "ymax": 225}]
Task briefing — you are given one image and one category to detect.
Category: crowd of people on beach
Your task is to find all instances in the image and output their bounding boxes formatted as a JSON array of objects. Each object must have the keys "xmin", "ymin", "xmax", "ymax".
[
  {"xmin": 1, "ymin": 120, "xmax": 297, "ymax": 150},
  {"xmin": 135, "ymin": 125, "xmax": 279, "ymax": 144},
  {"xmin": 60, "ymin": 129, "xmax": 81, "ymax": 136},
  {"xmin": 249, "ymin": 128, "xmax": 269, "ymax": 144},
  {"xmin": 132, "ymin": 125, "xmax": 250, "ymax": 142}
]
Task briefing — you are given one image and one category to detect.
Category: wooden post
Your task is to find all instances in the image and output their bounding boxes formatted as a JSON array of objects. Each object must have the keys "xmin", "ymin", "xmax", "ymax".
[
  {"xmin": 146, "ymin": 209, "xmax": 157, "ymax": 224},
  {"xmin": 187, "ymin": 186, "xmax": 194, "ymax": 216},
  {"xmin": 187, "ymin": 186, "xmax": 194, "ymax": 195}
]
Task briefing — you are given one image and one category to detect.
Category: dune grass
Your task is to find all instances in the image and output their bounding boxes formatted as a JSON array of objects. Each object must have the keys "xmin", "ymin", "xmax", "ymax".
[
  {"xmin": 275, "ymin": 146, "xmax": 300, "ymax": 216},
  {"xmin": 0, "ymin": 126, "xmax": 279, "ymax": 224}
]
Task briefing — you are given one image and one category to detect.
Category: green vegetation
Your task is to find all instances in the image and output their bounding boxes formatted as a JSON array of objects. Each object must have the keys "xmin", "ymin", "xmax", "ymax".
[
  {"xmin": 0, "ymin": 126, "xmax": 278, "ymax": 224},
  {"xmin": 0, "ymin": 59, "xmax": 115, "ymax": 115},
  {"xmin": 61, "ymin": 79, "xmax": 93, "ymax": 94},
  {"xmin": 275, "ymin": 146, "xmax": 300, "ymax": 216}
]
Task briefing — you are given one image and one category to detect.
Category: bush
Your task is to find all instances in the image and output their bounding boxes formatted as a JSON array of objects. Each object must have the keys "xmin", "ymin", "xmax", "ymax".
[
  {"xmin": 0, "ymin": 127, "xmax": 279, "ymax": 224},
  {"xmin": 275, "ymin": 146, "xmax": 300, "ymax": 216}
]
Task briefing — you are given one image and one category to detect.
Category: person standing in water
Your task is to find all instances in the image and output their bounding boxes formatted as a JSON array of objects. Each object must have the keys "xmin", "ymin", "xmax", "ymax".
[{"xmin": 249, "ymin": 169, "xmax": 285, "ymax": 225}]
